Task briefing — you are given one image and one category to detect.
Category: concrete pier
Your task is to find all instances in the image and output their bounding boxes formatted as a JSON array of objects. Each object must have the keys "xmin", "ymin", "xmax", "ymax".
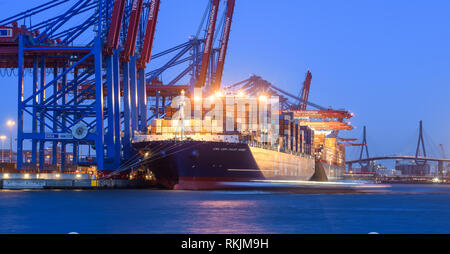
[{"xmin": 0, "ymin": 173, "xmax": 152, "ymax": 189}]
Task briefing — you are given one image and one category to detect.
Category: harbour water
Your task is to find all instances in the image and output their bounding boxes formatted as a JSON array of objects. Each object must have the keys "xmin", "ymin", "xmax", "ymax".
[{"xmin": 1, "ymin": 184, "xmax": 450, "ymax": 234}]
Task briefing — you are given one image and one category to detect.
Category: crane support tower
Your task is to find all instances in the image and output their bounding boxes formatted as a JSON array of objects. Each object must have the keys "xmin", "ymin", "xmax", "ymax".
[
  {"xmin": 0, "ymin": 0, "xmax": 163, "ymax": 172},
  {"xmin": 0, "ymin": 0, "xmax": 236, "ymax": 174}
]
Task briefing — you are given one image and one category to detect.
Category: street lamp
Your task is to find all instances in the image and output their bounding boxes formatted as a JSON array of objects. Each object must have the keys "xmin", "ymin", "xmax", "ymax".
[
  {"xmin": 0, "ymin": 135, "xmax": 6, "ymax": 163},
  {"xmin": 7, "ymin": 120, "xmax": 15, "ymax": 163}
]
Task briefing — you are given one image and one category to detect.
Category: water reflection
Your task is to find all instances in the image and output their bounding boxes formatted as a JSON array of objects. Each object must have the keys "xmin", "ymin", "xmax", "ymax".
[
  {"xmin": 1, "ymin": 186, "xmax": 450, "ymax": 233},
  {"xmin": 185, "ymin": 200, "xmax": 267, "ymax": 233}
]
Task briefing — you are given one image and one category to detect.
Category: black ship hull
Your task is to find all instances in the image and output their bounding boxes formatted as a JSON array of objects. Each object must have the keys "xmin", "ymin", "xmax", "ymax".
[{"xmin": 133, "ymin": 140, "xmax": 320, "ymax": 190}]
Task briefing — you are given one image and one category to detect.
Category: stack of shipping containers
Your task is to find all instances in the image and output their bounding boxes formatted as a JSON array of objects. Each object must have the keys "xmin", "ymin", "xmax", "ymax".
[
  {"xmin": 313, "ymin": 134, "xmax": 345, "ymax": 168},
  {"xmin": 148, "ymin": 94, "xmax": 315, "ymax": 157}
]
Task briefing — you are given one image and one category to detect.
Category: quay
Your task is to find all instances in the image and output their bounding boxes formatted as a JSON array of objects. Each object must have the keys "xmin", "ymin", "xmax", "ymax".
[
  {"xmin": 376, "ymin": 175, "xmax": 450, "ymax": 184},
  {"xmin": 343, "ymin": 172, "xmax": 450, "ymax": 184},
  {"xmin": 0, "ymin": 172, "xmax": 390, "ymax": 193},
  {"xmin": 0, "ymin": 173, "xmax": 152, "ymax": 190}
]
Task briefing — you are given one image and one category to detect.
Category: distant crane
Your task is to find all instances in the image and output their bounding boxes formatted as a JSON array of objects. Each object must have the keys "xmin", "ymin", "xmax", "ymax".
[
  {"xmin": 288, "ymin": 70, "xmax": 350, "ymax": 137},
  {"xmin": 298, "ymin": 70, "xmax": 312, "ymax": 110}
]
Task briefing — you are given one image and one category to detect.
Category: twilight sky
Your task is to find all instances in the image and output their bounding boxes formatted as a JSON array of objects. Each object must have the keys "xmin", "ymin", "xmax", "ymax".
[{"xmin": 0, "ymin": 0, "xmax": 449, "ymax": 164}]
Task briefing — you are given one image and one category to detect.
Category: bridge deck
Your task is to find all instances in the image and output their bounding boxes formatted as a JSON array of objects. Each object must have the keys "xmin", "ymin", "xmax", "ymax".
[{"xmin": 346, "ymin": 156, "xmax": 450, "ymax": 164}]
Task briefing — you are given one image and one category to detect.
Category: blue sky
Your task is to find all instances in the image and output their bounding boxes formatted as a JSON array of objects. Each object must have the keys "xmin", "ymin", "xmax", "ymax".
[{"xmin": 0, "ymin": 0, "xmax": 449, "ymax": 163}]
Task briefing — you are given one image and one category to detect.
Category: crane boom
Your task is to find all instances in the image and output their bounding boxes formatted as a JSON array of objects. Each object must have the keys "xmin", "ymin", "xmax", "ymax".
[
  {"xmin": 288, "ymin": 109, "xmax": 352, "ymax": 119},
  {"xmin": 137, "ymin": 0, "xmax": 160, "ymax": 68},
  {"xmin": 338, "ymin": 138, "xmax": 358, "ymax": 142},
  {"xmin": 195, "ymin": 0, "xmax": 220, "ymax": 88},
  {"xmin": 120, "ymin": 0, "xmax": 144, "ymax": 62},
  {"xmin": 299, "ymin": 70, "xmax": 312, "ymax": 110},
  {"xmin": 105, "ymin": 0, "xmax": 126, "ymax": 55},
  {"xmin": 212, "ymin": 0, "xmax": 235, "ymax": 91},
  {"xmin": 298, "ymin": 121, "xmax": 353, "ymax": 130}
]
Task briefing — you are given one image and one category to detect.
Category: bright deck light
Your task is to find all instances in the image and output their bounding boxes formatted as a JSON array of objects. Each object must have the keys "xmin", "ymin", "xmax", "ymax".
[{"xmin": 258, "ymin": 95, "xmax": 267, "ymax": 102}]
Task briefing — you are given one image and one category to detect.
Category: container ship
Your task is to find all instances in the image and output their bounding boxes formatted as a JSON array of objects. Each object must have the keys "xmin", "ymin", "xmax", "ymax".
[{"xmin": 132, "ymin": 89, "xmax": 349, "ymax": 190}]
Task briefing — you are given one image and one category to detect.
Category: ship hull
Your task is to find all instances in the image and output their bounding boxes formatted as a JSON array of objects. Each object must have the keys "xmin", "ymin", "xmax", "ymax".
[
  {"xmin": 133, "ymin": 141, "xmax": 320, "ymax": 190},
  {"xmin": 249, "ymin": 146, "xmax": 315, "ymax": 181}
]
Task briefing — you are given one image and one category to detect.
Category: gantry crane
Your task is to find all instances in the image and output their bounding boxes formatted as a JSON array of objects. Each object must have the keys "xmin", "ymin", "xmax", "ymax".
[
  {"xmin": 195, "ymin": 0, "xmax": 220, "ymax": 88},
  {"xmin": 0, "ymin": 0, "xmax": 169, "ymax": 171},
  {"xmin": 298, "ymin": 70, "xmax": 312, "ymax": 110},
  {"xmin": 211, "ymin": 0, "xmax": 235, "ymax": 92},
  {"xmin": 225, "ymin": 74, "xmax": 354, "ymax": 131},
  {"xmin": 104, "ymin": 0, "xmax": 126, "ymax": 55}
]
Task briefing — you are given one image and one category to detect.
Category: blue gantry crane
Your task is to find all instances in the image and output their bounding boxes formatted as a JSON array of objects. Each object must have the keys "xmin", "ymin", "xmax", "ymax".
[{"xmin": 0, "ymin": 0, "xmax": 236, "ymax": 174}]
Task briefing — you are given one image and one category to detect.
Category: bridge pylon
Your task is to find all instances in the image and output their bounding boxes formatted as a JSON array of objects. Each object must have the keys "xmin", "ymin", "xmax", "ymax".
[
  {"xmin": 358, "ymin": 126, "xmax": 371, "ymax": 171},
  {"xmin": 415, "ymin": 120, "xmax": 427, "ymax": 166}
]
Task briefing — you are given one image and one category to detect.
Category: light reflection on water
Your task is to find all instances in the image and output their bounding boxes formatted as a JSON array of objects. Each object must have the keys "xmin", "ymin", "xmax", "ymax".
[
  {"xmin": 1, "ymin": 185, "xmax": 450, "ymax": 233},
  {"xmin": 198, "ymin": 200, "xmax": 255, "ymax": 208},
  {"xmin": 185, "ymin": 200, "xmax": 266, "ymax": 234}
]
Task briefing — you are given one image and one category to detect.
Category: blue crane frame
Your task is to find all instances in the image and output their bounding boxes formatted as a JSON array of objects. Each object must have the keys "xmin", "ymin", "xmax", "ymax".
[
  {"xmin": 2, "ymin": 0, "xmax": 228, "ymax": 173},
  {"xmin": 11, "ymin": 0, "xmax": 110, "ymax": 171}
]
